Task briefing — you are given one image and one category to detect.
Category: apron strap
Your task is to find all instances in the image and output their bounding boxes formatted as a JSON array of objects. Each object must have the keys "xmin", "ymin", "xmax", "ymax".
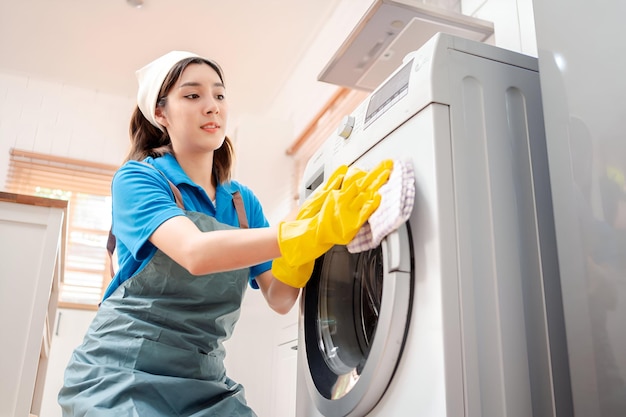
[
  {"xmin": 231, "ymin": 191, "xmax": 249, "ymax": 229},
  {"xmin": 107, "ymin": 168, "xmax": 184, "ymax": 278}
]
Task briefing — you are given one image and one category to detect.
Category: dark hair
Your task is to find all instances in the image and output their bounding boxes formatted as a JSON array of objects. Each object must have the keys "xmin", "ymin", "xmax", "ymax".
[{"xmin": 126, "ymin": 57, "xmax": 234, "ymax": 184}]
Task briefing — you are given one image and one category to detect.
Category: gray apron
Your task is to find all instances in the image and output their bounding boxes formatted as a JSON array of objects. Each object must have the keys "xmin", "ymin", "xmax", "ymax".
[{"xmin": 59, "ymin": 187, "xmax": 257, "ymax": 417}]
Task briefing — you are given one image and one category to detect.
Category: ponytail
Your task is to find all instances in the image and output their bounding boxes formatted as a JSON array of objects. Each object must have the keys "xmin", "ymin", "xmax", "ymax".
[{"xmin": 125, "ymin": 106, "xmax": 172, "ymax": 162}]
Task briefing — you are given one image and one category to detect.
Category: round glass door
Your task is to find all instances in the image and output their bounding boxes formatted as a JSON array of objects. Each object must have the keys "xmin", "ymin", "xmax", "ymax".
[
  {"xmin": 302, "ymin": 224, "xmax": 413, "ymax": 417},
  {"xmin": 317, "ymin": 245, "xmax": 383, "ymax": 398}
]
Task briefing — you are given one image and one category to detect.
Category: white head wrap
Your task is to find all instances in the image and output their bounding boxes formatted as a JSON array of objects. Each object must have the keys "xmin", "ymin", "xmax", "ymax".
[{"xmin": 135, "ymin": 50, "xmax": 200, "ymax": 131}]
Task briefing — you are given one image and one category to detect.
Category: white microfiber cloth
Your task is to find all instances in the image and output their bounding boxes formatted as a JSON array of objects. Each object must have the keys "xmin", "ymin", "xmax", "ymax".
[{"xmin": 347, "ymin": 159, "xmax": 415, "ymax": 253}]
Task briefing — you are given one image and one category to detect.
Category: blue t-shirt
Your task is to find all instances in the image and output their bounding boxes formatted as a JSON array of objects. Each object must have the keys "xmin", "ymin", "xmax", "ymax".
[{"xmin": 102, "ymin": 153, "xmax": 271, "ymax": 301}]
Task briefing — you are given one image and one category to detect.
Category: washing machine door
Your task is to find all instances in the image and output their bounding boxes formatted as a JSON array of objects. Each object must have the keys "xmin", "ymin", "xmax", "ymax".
[{"xmin": 301, "ymin": 223, "xmax": 413, "ymax": 417}]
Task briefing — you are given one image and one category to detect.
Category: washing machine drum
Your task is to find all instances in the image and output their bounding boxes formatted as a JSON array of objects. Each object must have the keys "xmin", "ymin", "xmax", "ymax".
[{"xmin": 302, "ymin": 224, "xmax": 413, "ymax": 417}]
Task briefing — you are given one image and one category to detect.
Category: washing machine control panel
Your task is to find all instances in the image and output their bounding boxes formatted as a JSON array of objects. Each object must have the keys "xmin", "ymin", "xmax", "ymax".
[{"xmin": 363, "ymin": 58, "xmax": 413, "ymax": 129}]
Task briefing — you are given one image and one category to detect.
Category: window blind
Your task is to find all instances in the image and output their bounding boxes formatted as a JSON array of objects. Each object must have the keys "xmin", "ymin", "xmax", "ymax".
[{"xmin": 5, "ymin": 148, "xmax": 119, "ymax": 309}]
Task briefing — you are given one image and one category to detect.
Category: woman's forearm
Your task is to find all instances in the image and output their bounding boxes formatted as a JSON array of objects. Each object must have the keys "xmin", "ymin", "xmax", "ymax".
[
  {"xmin": 151, "ymin": 215, "xmax": 281, "ymax": 275},
  {"xmin": 256, "ymin": 270, "xmax": 300, "ymax": 314}
]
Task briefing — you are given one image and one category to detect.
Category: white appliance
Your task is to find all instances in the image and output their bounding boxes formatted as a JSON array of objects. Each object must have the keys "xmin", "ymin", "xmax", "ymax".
[
  {"xmin": 532, "ymin": 1, "xmax": 626, "ymax": 416},
  {"xmin": 296, "ymin": 33, "xmax": 566, "ymax": 416},
  {"xmin": 317, "ymin": 0, "xmax": 494, "ymax": 91}
]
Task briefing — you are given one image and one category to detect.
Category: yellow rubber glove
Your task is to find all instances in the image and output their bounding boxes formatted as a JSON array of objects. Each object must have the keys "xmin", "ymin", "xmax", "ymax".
[
  {"xmin": 297, "ymin": 165, "xmax": 349, "ymax": 220},
  {"xmin": 270, "ymin": 166, "xmax": 348, "ymax": 288},
  {"xmin": 277, "ymin": 160, "xmax": 393, "ymax": 268},
  {"xmin": 271, "ymin": 257, "xmax": 315, "ymax": 288},
  {"xmin": 344, "ymin": 159, "xmax": 393, "ymax": 190}
]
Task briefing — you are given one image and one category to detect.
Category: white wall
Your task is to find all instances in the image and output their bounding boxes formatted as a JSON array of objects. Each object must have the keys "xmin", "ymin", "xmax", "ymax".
[
  {"xmin": 462, "ymin": 0, "xmax": 537, "ymax": 56},
  {"xmin": 233, "ymin": 114, "xmax": 295, "ymax": 223},
  {"xmin": 0, "ymin": 72, "xmax": 133, "ymax": 181},
  {"xmin": 267, "ymin": 0, "xmax": 376, "ymax": 137}
]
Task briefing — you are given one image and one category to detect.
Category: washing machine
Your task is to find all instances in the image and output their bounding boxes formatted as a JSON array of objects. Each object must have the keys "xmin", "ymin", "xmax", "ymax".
[{"xmin": 295, "ymin": 33, "xmax": 566, "ymax": 416}]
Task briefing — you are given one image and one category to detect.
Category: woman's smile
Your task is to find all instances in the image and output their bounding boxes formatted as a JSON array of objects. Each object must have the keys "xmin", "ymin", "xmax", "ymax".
[{"xmin": 201, "ymin": 121, "xmax": 220, "ymax": 133}]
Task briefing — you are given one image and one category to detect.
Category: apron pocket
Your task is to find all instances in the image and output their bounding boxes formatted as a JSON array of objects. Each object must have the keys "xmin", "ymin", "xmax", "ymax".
[{"xmin": 132, "ymin": 338, "xmax": 225, "ymax": 381}]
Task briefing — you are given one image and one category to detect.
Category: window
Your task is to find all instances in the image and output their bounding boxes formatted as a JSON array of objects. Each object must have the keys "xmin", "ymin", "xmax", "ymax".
[{"xmin": 5, "ymin": 148, "xmax": 118, "ymax": 310}]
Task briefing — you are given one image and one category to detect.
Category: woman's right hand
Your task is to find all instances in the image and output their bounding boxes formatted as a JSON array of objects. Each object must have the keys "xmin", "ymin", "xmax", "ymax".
[{"xmin": 272, "ymin": 159, "xmax": 393, "ymax": 288}]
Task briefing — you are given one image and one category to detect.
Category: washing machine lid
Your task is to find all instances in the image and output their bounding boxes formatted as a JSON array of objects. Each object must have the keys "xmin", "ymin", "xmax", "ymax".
[{"xmin": 301, "ymin": 223, "xmax": 413, "ymax": 417}]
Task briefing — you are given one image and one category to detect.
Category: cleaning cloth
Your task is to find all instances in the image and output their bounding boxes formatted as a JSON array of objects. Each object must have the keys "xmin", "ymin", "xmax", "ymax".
[{"xmin": 347, "ymin": 159, "xmax": 415, "ymax": 253}]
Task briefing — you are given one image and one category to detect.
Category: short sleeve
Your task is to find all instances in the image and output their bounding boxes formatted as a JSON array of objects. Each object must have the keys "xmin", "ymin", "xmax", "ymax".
[{"xmin": 112, "ymin": 161, "xmax": 185, "ymax": 260}]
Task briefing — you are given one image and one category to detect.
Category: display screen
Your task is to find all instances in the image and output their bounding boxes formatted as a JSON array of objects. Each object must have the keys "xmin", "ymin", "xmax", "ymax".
[{"xmin": 364, "ymin": 59, "xmax": 412, "ymax": 127}]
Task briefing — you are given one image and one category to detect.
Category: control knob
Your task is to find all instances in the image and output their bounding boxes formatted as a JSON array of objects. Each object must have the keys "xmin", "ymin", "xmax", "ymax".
[{"xmin": 337, "ymin": 115, "xmax": 355, "ymax": 139}]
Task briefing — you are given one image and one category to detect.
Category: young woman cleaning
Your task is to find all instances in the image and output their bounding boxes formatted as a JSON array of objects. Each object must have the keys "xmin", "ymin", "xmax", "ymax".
[{"xmin": 58, "ymin": 50, "xmax": 391, "ymax": 416}]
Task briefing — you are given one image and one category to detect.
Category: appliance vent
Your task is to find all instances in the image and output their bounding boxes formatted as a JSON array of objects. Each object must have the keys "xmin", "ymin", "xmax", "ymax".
[{"xmin": 319, "ymin": 0, "xmax": 494, "ymax": 91}]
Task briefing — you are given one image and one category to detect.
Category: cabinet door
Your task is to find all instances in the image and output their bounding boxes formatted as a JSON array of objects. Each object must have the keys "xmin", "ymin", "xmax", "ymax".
[
  {"xmin": 271, "ymin": 337, "xmax": 299, "ymax": 417},
  {"xmin": 0, "ymin": 201, "xmax": 64, "ymax": 417}
]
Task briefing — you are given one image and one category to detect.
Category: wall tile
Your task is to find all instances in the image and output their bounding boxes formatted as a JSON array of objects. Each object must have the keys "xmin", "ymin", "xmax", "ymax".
[
  {"xmin": 2, "ymin": 78, "xmax": 26, "ymax": 123},
  {"xmin": 14, "ymin": 123, "xmax": 37, "ymax": 151},
  {"xmin": 0, "ymin": 72, "xmax": 133, "ymax": 183}
]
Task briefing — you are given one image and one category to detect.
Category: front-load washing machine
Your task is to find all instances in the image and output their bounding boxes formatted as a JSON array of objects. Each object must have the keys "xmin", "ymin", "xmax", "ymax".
[{"xmin": 295, "ymin": 33, "xmax": 568, "ymax": 416}]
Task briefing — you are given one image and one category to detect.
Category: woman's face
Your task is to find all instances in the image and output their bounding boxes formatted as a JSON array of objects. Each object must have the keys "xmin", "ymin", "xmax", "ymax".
[{"xmin": 156, "ymin": 62, "xmax": 228, "ymax": 154}]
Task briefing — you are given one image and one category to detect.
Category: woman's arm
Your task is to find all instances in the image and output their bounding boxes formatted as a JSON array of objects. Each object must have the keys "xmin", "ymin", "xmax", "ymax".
[
  {"xmin": 255, "ymin": 270, "xmax": 300, "ymax": 314},
  {"xmin": 150, "ymin": 215, "xmax": 281, "ymax": 275},
  {"xmin": 151, "ymin": 216, "xmax": 300, "ymax": 314}
]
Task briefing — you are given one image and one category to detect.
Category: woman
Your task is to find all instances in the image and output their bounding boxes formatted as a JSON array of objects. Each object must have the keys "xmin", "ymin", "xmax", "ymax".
[{"xmin": 58, "ymin": 51, "xmax": 390, "ymax": 416}]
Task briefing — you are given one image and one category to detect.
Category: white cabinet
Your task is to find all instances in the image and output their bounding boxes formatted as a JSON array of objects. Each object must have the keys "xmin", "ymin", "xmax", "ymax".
[
  {"xmin": 271, "ymin": 321, "xmax": 299, "ymax": 417},
  {"xmin": 0, "ymin": 193, "xmax": 66, "ymax": 417}
]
